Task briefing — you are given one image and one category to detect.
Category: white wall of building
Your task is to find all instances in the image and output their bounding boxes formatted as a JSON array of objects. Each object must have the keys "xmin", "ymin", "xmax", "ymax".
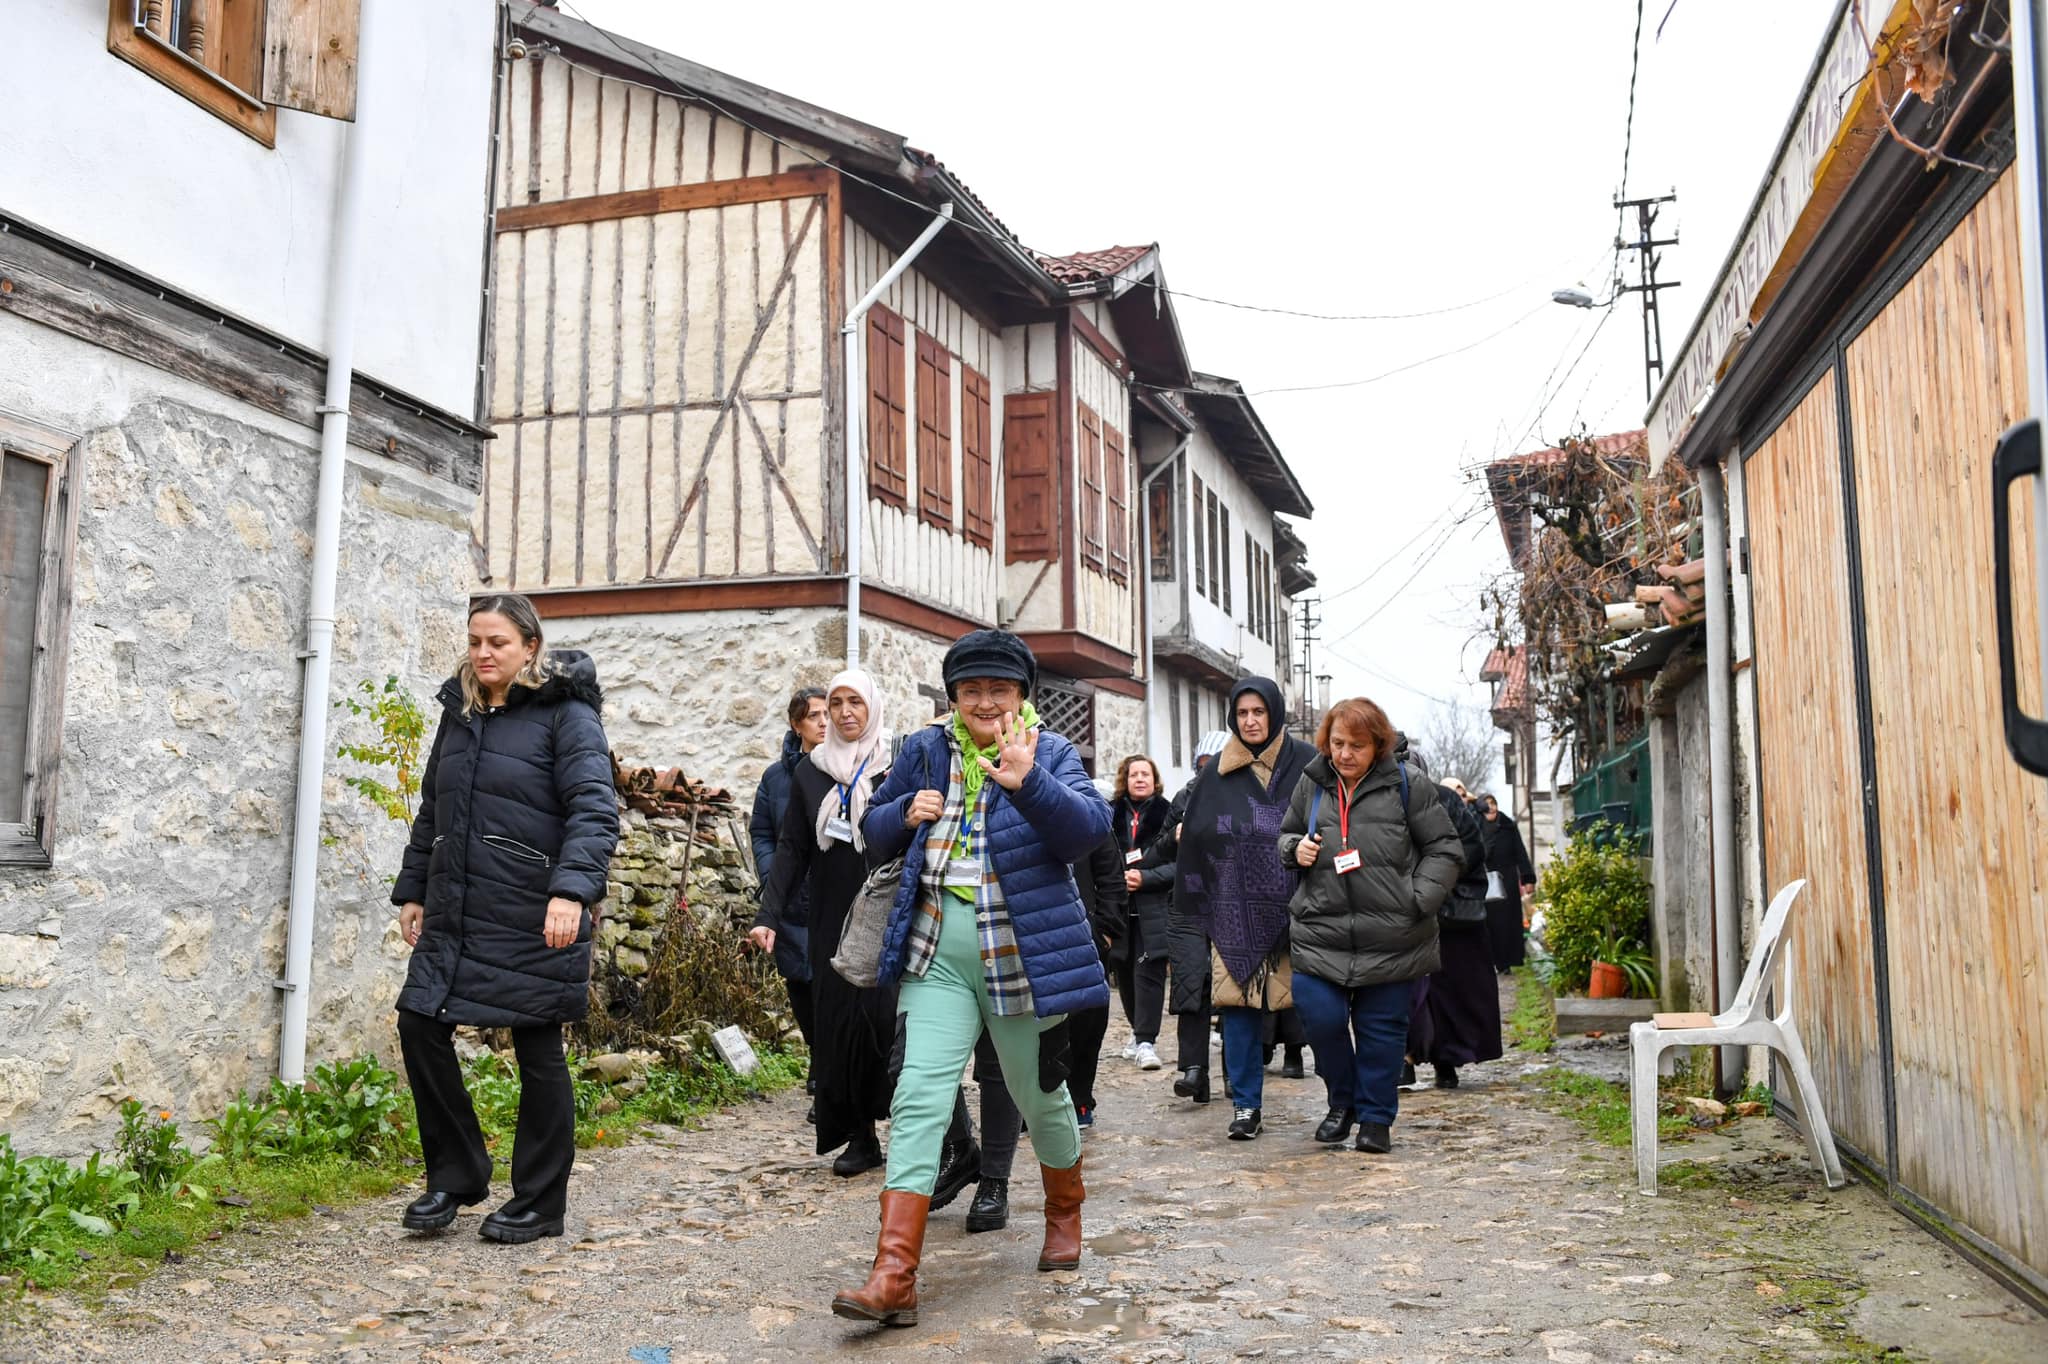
[
  {"xmin": 0, "ymin": 0, "xmax": 496, "ymax": 415},
  {"xmin": 1180, "ymin": 425, "xmax": 1280, "ymax": 681}
]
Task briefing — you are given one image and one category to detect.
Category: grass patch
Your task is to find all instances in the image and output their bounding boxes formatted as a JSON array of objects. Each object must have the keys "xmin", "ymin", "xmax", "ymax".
[
  {"xmin": 2, "ymin": 1046, "xmax": 804, "ymax": 1300},
  {"xmin": 1509, "ymin": 966, "xmax": 1555, "ymax": 1053},
  {"xmin": 1530, "ymin": 1069, "xmax": 1691, "ymax": 1148}
]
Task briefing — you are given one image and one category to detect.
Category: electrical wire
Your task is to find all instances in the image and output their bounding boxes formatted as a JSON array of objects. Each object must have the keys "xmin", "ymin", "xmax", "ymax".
[
  {"xmin": 1242, "ymin": 302, "xmax": 1552, "ymax": 398},
  {"xmin": 545, "ymin": 3, "xmax": 1565, "ymax": 335},
  {"xmin": 1619, "ymin": 0, "xmax": 1647, "ymax": 201}
]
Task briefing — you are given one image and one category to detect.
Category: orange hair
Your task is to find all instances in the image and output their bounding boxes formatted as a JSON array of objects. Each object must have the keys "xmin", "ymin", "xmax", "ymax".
[{"xmin": 1315, "ymin": 697, "xmax": 1394, "ymax": 766}]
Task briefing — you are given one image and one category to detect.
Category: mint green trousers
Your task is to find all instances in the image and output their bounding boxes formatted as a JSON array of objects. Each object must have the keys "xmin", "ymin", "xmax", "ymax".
[{"xmin": 884, "ymin": 898, "xmax": 1081, "ymax": 1194}]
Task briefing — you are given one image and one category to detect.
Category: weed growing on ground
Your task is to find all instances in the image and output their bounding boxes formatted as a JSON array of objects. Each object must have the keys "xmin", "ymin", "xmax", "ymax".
[
  {"xmin": 1509, "ymin": 966, "xmax": 1555, "ymax": 1053},
  {"xmin": 1530, "ymin": 1069, "xmax": 1692, "ymax": 1147}
]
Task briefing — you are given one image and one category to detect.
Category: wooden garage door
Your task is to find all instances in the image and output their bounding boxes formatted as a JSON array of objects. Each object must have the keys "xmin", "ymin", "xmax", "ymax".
[
  {"xmin": 1842, "ymin": 169, "xmax": 2048, "ymax": 1278},
  {"xmin": 1745, "ymin": 369, "xmax": 1889, "ymax": 1167}
]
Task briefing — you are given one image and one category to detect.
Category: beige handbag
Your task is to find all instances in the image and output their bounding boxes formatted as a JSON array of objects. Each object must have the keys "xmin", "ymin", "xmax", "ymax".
[{"xmin": 1211, "ymin": 946, "xmax": 1294, "ymax": 1011}]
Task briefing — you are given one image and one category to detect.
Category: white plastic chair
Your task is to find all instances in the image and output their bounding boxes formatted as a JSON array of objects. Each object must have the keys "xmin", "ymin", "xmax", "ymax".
[{"xmin": 1627, "ymin": 878, "xmax": 1847, "ymax": 1195}]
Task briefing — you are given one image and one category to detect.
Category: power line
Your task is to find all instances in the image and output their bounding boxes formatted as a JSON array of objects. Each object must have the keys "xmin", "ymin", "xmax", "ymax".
[
  {"xmin": 546, "ymin": 5, "xmax": 1561, "ymax": 337},
  {"xmin": 1325, "ymin": 495, "xmax": 1492, "ymax": 648},
  {"xmin": 1618, "ymin": 0, "xmax": 1647, "ymax": 201},
  {"xmin": 1242, "ymin": 302, "xmax": 1551, "ymax": 398}
]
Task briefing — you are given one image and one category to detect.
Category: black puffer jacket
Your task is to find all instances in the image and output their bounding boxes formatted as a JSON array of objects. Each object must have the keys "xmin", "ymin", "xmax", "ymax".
[
  {"xmin": 748, "ymin": 730, "xmax": 812, "ymax": 983},
  {"xmin": 393, "ymin": 652, "xmax": 620, "ymax": 1027},
  {"xmin": 1112, "ymin": 793, "xmax": 1174, "ymax": 966},
  {"xmin": 1277, "ymin": 753, "xmax": 1463, "ymax": 988}
]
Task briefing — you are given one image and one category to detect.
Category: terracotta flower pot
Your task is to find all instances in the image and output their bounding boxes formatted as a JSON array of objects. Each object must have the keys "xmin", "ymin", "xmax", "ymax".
[{"xmin": 1589, "ymin": 960, "xmax": 1628, "ymax": 999}]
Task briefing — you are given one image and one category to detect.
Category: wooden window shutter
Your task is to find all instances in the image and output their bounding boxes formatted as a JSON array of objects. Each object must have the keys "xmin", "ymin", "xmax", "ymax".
[
  {"xmin": 263, "ymin": 0, "xmax": 362, "ymax": 120},
  {"xmin": 1078, "ymin": 403, "xmax": 1104, "ymax": 571},
  {"xmin": 1220, "ymin": 504, "xmax": 1233, "ymax": 614},
  {"xmin": 1003, "ymin": 392, "xmax": 1055, "ymax": 562},
  {"xmin": 1105, "ymin": 424, "xmax": 1129, "ymax": 584},
  {"xmin": 867, "ymin": 306, "xmax": 908, "ymax": 507},
  {"xmin": 1191, "ymin": 475, "xmax": 1207, "ymax": 597},
  {"xmin": 961, "ymin": 366, "xmax": 994, "ymax": 548},
  {"xmin": 916, "ymin": 334, "xmax": 954, "ymax": 529},
  {"xmin": 1206, "ymin": 490, "xmax": 1220, "ymax": 603}
]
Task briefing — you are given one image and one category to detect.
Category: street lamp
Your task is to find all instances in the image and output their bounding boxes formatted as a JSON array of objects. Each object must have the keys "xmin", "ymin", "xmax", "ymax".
[{"xmin": 1551, "ymin": 285, "xmax": 1596, "ymax": 309}]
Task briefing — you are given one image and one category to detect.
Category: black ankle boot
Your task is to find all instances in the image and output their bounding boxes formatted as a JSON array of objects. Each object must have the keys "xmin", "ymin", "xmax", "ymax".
[
  {"xmin": 1281, "ymin": 1048, "xmax": 1305, "ymax": 1080},
  {"xmin": 964, "ymin": 1176, "xmax": 1010, "ymax": 1233},
  {"xmin": 930, "ymin": 1133, "xmax": 981, "ymax": 1211},
  {"xmin": 401, "ymin": 1189, "xmax": 485, "ymax": 1232},
  {"xmin": 1313, "ymin": 1108, "xmax": 1355, "ymax": 1144},
  {"xmin": 1173, "ymin": 1065, "xmax": 1211, "ymax": 1105},
  {"xmin": 1434, "ymin": 1064, "xmax": 1459, "ymax": 1090},
  {"xmin": 833, "ymin": 1128, "xmax": 884, "ymax": 1177},
  {"xmin": 1355, "ymin": 1121, "xmax": 1393, "ymax": 1154}
]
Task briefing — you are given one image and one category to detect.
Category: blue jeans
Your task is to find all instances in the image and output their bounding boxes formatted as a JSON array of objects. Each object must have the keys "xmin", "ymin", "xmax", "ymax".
[
  {"xmin": 1292, "ymin": 972, "xmax": 1412, "ymax": 1126},
  {"xmin": 1220, "ymin": 1006, "xmax": 1266, "ymax": 1110}
]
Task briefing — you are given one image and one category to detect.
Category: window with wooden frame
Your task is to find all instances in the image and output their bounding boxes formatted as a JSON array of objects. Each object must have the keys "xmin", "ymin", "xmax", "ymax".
[
  {"xmin": 0, "ymin": 417, "xmax": 82, "ymax": 868},
  {"xmin": 1104, "ymin": 424, "xmax": 1129, "ymax": 584},
  {"xmin": 1168, "ymin": 675, "xmax": 1183, "ymax": 766},
  {"xmin": 1245, "ymin": 533, "xmax": 1260, "ymax": 639},
  {"xmin": 866, "ymin": 305, "xmax": 909, "ymax": 507},
  {"xmin": 961, "ymin": 366, "xmax": 994, "ymax": 549},
  {"xmin": 1148, "ymin": 464, "xmax": 1174, "ymax": 581},
  {"xmin": 108, "ymin": 1, "xmax": 363, "ymax": 146},
  {"xmin": 1078, "ymin": 403, "xmax": 1105, "ymax": 571},
  {"xmin": 915, "ymin": 333, "xmax": 954, "ymax": 529},
  {"xmin": 1205, "ymin": 488, "xmax": 1220, "ymax": 604},
  {"xmin": 1191, "ymin": 474, "xmax": 1207, "ymax": 597},
  {"xmin": 1219, "ymin": 504, "xmax": 1233, "ymax": 614}
]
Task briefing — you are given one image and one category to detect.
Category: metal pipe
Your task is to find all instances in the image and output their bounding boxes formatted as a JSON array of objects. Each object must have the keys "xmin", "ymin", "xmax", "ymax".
[
  {"xmin": 1700, "ymin": 456, "xmax": 1742, "ymax": 1089},
  {"xmin": 277, "ymin": 0, "xmax": 377, "ymax": 1086},
  {"xmin": 839, "ymin": 203, "xmax": 954, "ymax": 670},
  {"xmin": 2013, "ymin": 2, "xmax": 2048, "ymax": 740},
  {"xmin": 1136, "ymin": 435, "xmax": 1189, "ymax": 761}
]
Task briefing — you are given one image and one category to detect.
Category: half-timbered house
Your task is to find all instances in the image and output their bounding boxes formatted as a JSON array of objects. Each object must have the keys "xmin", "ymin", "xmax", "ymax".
[{"xmin": 479, "ymin": 5, "xmax": 1204, "ymax": 789}]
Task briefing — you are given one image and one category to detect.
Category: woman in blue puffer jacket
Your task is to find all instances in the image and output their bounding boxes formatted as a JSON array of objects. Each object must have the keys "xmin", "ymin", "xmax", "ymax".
[{"xmin": 831, "ymin": 630, "xmax": 1111, "ymax": 1328}]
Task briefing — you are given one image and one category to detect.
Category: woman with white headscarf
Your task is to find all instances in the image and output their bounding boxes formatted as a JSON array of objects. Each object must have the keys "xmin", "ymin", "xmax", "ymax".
[{"xmin": 756, "ymin": 672, "xmax": 979, "ymax": 1193}]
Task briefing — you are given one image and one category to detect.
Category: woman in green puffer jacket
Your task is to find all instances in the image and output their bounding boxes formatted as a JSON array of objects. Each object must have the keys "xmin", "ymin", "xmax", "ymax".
[{"xmin": 1277, "ymin": 696, "xmax": 1463, "ymax": 1154}]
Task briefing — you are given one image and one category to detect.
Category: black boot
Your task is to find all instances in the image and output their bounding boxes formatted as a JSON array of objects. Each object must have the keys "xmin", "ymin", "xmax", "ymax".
[
  {"xmin": 1356, "ymin": 1122, "xmax": 1393, "ymax": 1154},
  {"xmin": 479, "ymin": 1207, "xmax": 564, "ymax": 1243},
  {"xmin": 1173, "ymin": 1065, "xmax": 1211, "ymax": 1105},
  {"xmin": 1434, "ymin": 1064, "xmax": 1459, "ymax": 1090},
  {"xmin": 401, "ymin": 1189, "xmax": 486, "ymax": 1232},
  {"xmin": 833, "ymin": 1126, "xmax": 884, "ymax": 1177},
  {"xmin": 964, "ymin": 1176, "xmax": 1010, "ymax": 1233},
  {"xmin": 931, "ymin": 1131, "xmax": 982, "ymax": 1211},
  {"xmin": 1281, "ymin": 1047, "xmax": 1305, "ymax": 1080},
  {"xmin": 1313, "ymin": 1108, "xmax": 1355, "ymax": 1144}
]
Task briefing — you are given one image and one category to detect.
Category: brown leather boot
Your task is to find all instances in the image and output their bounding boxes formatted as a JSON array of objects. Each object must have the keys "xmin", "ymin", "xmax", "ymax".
[
  {"xmin": 1037, "ymin": 1158, "xmax": 1085, "ymax": 1271},
  {"xmin": 831, "ymin": 1190, "xmax": 929, "ymax": 1327}
]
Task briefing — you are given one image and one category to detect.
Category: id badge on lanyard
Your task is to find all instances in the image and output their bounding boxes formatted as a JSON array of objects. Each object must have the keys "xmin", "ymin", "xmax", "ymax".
[
  {"xmin": 1333, "ymin": 777, "xmax": 1361, "ymax": 875},
  {"xmin": 824, "ymin": 814, "xmax": 855, "ymax": 844},
  {"xmin": 945, "ymin": 794, "xmax": 984, "ymax": 893},
  {"xmin": 825, "ymin": 757, "xmax": 870, "ymax": 845}
]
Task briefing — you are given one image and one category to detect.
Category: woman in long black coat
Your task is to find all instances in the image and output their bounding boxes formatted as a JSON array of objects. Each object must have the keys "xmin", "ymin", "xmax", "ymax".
[
  {"xmin": 1478, "ymin": 793, "xmax": 1537, "ymax": 971},
  {"xmin": 392, "ymin": 594, "xmax": 620, "ymax": 1244},
  {"xmin": 1110, "ymin": 755, "xmax": 1173, "ymax": 1071},
  {"xmin": 749, "ymin": 688, "xmax": 828, "ymax": 1068}
]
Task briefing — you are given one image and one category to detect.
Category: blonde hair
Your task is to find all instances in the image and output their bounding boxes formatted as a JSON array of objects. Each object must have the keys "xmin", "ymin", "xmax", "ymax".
[{"xmin": 460, "ymin": 594, "xmax": 551, "ymax": 716}]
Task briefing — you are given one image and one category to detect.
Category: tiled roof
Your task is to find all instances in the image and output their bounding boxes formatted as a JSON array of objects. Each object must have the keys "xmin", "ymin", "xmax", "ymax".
[
  {"xmin": 1485, "ymin": 645, "xmax": 1530, "ymax": 721},
  {"xmin": 1036, "ymin": 245, "xmax": 1154, "ymax": 284}
]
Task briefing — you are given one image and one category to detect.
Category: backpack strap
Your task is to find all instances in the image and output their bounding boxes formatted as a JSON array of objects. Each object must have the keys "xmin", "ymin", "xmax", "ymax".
[{"xmin": 1308, "ymin": 784, "xmax": 1323, "ymax": 834}]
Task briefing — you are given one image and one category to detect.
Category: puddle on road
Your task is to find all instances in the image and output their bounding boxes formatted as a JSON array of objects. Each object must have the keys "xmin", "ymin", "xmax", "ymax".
[
  {"xmin": 1029, "ymin": 1298, "xmax": 1161, "ymax": 1339},
  {"xmin": 1087, "ymin": 1230, "xmax": 1154, "ymax": 1256}
]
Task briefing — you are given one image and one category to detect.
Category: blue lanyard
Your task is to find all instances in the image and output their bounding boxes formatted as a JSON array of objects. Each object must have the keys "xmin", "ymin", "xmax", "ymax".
[{"xmin": 838, "ymin": 756, "xmax": 870, "ymax": 815}]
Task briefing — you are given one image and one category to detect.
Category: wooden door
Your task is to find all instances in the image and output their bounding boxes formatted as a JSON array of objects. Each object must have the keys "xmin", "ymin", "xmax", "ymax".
[
  {"xmin": 1744, "ymin": 370, "xmax": 1889, "ymax": 1166},
  {"xmin": 1841, "ymin": 170, "xmax": 2048, "ymax": 1277}
]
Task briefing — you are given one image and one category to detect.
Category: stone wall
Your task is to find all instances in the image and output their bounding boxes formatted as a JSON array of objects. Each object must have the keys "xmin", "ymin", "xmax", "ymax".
[
  {"xmin": 1094, "ymin": 691, "xmax": 1147, "ymax": 782},
  {"xmin": 1649, "ymin": 670, "xmax": 1714, "ymax": 1014},
  {"xmin": 0, "ymin": 334, "xmax": 474, "ymax": 1150}
]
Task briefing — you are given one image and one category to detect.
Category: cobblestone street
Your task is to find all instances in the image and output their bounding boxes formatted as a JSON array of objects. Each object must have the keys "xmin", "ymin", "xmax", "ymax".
[{"xmin": 9, "ymin": 1013, "xmax": 2044, "ymax": 1364}]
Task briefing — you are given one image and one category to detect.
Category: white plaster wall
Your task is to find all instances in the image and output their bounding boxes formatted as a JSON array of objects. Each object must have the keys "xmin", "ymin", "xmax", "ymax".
[
  {"xmin": 0, "ymin": 0, "xmax": 495, "ymax": 415},
  {"xmin": 1182, "ymin": 426, "xmax": 1279, "ymax": 680}
]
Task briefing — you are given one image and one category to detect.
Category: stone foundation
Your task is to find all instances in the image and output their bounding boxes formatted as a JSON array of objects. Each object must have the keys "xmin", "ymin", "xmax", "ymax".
[{"xmin": 0, "ymin": 341, "xmax": 474, "ymax": 1151}]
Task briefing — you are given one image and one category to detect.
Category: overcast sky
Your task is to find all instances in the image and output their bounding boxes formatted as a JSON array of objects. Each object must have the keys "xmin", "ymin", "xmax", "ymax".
[{"xmin": 569, "ymin": 0, "xmax": 1842, "ymax": 769}]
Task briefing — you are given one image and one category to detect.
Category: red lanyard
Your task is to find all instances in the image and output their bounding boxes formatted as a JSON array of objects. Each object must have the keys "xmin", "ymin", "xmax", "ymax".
[{"xmin": 1335, "ymin": 777, "xmax": 1356, "ymax": 849}]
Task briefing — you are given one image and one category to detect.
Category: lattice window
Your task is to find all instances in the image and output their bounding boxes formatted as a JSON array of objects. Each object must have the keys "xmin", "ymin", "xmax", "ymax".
[{"xmin": 1036, "ymin": 679, "xmax": 1096, "ymax": 765}]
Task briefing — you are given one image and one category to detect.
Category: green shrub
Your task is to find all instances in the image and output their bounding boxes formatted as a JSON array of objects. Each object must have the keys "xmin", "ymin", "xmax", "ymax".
[
  {"xmin": 115, "ymin": 1100, "xmax": 217, "ymax": 1198},
  {"xmin": 267, "ymin": 1057, "xmax": 408, "ymax": 1160},
  {"xmin": 204, "ymin": 1090, "xmax": 282, "ymax": 1164},
  {"xmin": 0, "ymin": 1139, "xmax": 143, "ymax": 1261},
  {"xmin": 1539, "ymin": 821, "xmax": 1652, "ymax": 994}
]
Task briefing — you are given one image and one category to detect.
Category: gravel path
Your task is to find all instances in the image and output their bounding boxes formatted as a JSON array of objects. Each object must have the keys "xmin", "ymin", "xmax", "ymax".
[{"xmin": 8, "ymin": 1007, "xmax": 2044, "ymax": 1362}]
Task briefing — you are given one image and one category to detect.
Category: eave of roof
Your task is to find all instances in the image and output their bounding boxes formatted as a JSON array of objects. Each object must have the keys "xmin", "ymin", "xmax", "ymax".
[{"xmin": 1187, "ymin": 374, "xmax": 1313, "ymax": 519}]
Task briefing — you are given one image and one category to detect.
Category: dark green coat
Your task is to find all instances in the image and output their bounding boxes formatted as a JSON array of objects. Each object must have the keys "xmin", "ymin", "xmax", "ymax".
[{"xmin": 1277, "ymin": 754, "xmax": 1464, "ymax": 989}]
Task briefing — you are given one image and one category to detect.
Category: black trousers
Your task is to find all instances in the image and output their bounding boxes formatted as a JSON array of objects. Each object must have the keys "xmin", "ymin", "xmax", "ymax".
[
  {"xmin": 1115, "ymin": 939, "xmax": 1168, "ymax": 1044},
  {"xmin": 785, "ymin": 976, "xmax": 817, "ymax": 1055},
  {"xmin": 397, "ymin": 1010, "xmax": 575, "ymax": 1219},
  {"xmin": 1067, "ymin": 1005, "xmax": 1110, "ymax": 1112}
]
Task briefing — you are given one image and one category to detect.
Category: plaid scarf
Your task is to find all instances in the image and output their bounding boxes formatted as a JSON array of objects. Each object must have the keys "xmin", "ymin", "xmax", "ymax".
[{"xmin": 900, "ymin": 728, "xmax": 1034, "ymax": 1016}]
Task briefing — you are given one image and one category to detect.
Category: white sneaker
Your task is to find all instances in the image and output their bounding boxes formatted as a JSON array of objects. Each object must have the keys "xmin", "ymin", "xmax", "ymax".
[
  {"xmin": 1119, "ymin": 1041, "xmax": 1138, "ymax": 1060},
  {"xmin": 1134, "ymin": 1042, "xmax": 1163, "ymax": 1071}
]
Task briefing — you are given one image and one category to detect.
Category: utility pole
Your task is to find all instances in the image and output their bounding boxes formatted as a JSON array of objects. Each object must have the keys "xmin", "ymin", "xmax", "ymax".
[
  {"xmin": 1294, "ymin": 596, "xmax": 1322, "ymax": 732},
  {"xmin": 1615, "ymin": 192, "xmax": 1681, "ymax": 400}
]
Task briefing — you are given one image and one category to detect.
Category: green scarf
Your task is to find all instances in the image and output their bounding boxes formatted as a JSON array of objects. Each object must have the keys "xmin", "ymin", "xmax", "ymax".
[{"xmin": 951, "ymin": 701, "xmax": 1041, "ymax": 812}]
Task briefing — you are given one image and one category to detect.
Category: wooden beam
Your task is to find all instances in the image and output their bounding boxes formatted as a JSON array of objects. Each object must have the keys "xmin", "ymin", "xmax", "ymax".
[
  {"xmin": 519, "ymin": 575, "xmax": 845, "ymax": 619},
  {"xmin": 1070, "ymin": 307, "xmax": 1127, "ymax": 377},
  {"xmin": 864, "ymin": 584, "xmax": 988, "ymax": 642},
  {"xmin": 1057, "ymin": 314, "xmax": 1076, "ymax": 631},
  {"xmin": 1095, "ymin": 675, "xmax": 1147, "ymax": 701},
  {"xmin": 0, "ymin": 218, "xmax": 485, "ymax": 489},
  {"xmin": 496, "ymin": 167, "xmax": 834, "ymax": 232},
  {"xmin": 1019, "ymin": 629, "xmax": 1136, "ymax": 680}
]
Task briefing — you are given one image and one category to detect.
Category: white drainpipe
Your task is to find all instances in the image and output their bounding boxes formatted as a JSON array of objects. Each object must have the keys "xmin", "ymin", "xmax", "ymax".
[
  {"xmin": 1136, "ymin": 435, "xmax": 1189, "ymax": 760},
  {"xmin": 1700, "ymin": 455, "xmax": 1741, "ymax": 1090},
  {"xmin": 839, "ymin": 202, "xmax": 954, "ymax": 669},
  {"xmin": 278, "ymin": 2, "xmax": 376, "ymax": 1085}
]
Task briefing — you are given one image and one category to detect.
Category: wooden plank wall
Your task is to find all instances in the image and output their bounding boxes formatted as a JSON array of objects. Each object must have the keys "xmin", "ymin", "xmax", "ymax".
[
  {"xmin": 482, "ymin": 55, "xmax": 832, "ymax": 590},
  {"xmin": 1842, "ymin": 170, "xmax": 2047, "ymax": 1278},
  {"xmin": 1072, "ymin": 329, "xmax": 1136, "ymax": 654},
  {"xmin": 844, "ymin": 222, "xmax": 999, "ymax": 624},
  {"xmin": 1745, "ymin": 371, "xmax": 1891, "ymax": 1166}
]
